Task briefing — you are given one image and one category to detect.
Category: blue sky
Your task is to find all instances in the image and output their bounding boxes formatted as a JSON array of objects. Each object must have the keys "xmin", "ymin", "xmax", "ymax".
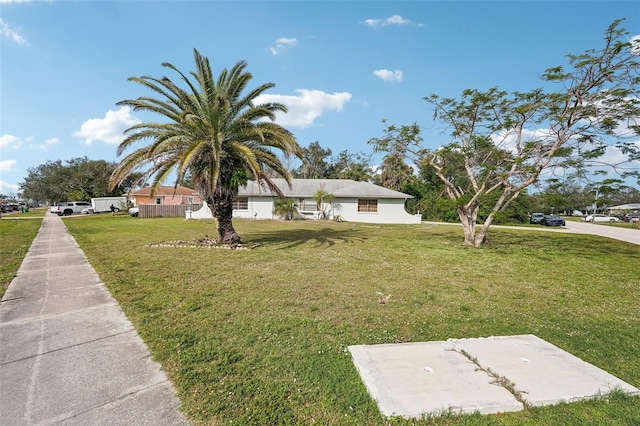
[{"xmin": 1, "ymin": 0, "xmax": 639, "ymax": 196}]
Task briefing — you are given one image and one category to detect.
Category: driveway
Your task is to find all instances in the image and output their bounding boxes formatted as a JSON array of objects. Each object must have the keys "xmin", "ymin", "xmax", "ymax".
[
  {"xmin": 425, "ymin": 220, "xmax": 639, "ymax": 246},
  {"xmin": 562, "ymin": 220, "xmax": 639, "ymax": 245}
]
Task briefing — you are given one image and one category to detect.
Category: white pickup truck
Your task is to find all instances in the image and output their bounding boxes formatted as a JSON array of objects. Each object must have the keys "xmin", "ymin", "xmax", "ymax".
[{"xmin": 50, "ymin": 201, "xmax": 92, "ymax": 216}]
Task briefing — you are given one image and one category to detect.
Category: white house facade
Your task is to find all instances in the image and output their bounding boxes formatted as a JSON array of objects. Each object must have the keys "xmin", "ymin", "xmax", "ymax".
[{"xmin": 187, "ymin": 179, "xmax": 421, "ymax": 224}]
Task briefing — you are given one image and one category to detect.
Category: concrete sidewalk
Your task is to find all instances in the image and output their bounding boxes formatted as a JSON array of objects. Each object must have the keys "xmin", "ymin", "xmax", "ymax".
[{"xmin": 0, "ymin": 214, "xmax": 188, "ymax": 425}]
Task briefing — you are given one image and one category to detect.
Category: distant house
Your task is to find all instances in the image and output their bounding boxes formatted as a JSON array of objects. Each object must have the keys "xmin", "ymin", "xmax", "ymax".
[
  {"xmin": 607, "ymin": 203, "xmax": 640, "ymax": 213},
  {"xmin": 129, "ymin": 185, "xmax": 201, "ymax": 206},
  {"xmin": 188, "ymin": 179, "xmax": 421, "ymax": 224}
]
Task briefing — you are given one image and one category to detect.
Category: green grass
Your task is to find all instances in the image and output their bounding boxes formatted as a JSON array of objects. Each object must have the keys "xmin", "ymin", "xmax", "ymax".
[
  {"xmin": 57, "ymin": 216, "xmax": 640, "ymax": 424},
  {"xmin": 0, "ymin": 209, "xmax": 46, "ymax": 298}
]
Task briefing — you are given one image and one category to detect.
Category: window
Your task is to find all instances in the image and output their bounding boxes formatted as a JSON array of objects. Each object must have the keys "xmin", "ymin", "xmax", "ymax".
[
  {"xmin": 155, "ymin": 197, "xmax": 162, "ymax": 204},
  {"xmin": 358, "ymin": 199, "xmax": 378, "ymax": 213},
  {"xmin": 233, "ymin": 197, "xmax": 248, "ymax": 210},
  {"xmin": 187, "ymin": 197, "xmax": 194, "ymax": 204},
  {"xmin": 299, "ymin": 199, "xmax": 317, "ymax": 211}
]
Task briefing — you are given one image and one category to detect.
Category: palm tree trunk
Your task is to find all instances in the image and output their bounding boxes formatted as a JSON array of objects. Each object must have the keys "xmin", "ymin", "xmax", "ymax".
[{"xmin": 210, "ymin": 194, "xmax": 242, "ymax": 244}]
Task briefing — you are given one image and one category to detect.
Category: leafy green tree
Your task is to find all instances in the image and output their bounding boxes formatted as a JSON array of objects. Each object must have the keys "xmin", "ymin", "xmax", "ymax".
[
  {"xmin": 21, "ymin": 160, "xmax": 64, "ymax": 204},
  {"xmin": 584, "ymin": 179, "xmax": 639, "ymax": 211},
  {"xmin": 374, "ymin": 152, "xmax": 415, "ymax": 191},
  {"xmin": 326, "ymin": 151, "xmax": 373, "ymax": 181},
  {"xmin": 21, "ymin": 157, "xmax": 132, "ymax": 204},
  {"xmin": 293, "ymin": 141, "xmax": 332, "ymax": 178},
  {"xmin": 109, "ymin": 49, "xmax": 302, "ymax": 244},
  {"xmin": 532, "ymin": 175, "xmax": 640, "ymax": 215},
  {"xmin": 398, "ymin": 178, "xmax": 429, "ymax": 214},
  {"xmin": 370, "ymin": 20, "xmax": 640, "ymax": 247}
]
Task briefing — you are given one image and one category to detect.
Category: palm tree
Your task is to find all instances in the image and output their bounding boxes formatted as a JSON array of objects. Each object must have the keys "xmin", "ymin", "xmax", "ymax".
[
  {"xmin": 312, "ymin": 189, "xmax": 335, "ymax": 219},
  {"xmin": 109, "ymin": 49, "xmax": 302, "ymax": 243},
  {"xmin": 273, "ymin": 197, "xmax": 298, "ymax": 220}
]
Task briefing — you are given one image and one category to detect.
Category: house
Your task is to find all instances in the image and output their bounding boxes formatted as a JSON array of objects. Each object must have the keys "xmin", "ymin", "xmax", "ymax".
[
  {"xmin": 187, "ymin": 179, "xmax": 421, "ymax": 224},
  {"xmin": 129, "ymin": 185, "xmax": 202, "ymax": 206},
  {"xmin": 606, "ymin": 203, "xmax": 640, "ymax": 214}
]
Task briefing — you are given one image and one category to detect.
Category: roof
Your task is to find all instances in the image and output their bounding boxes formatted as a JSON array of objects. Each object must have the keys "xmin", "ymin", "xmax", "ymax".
[
  {"xmin": 608, "ymin": 203, "xmax": 640, "ymax": 210},
  {"xmin": 130, "ymin": 185, "xmax": 199, "ymax": 197},
  {"xmin": 237, "ymin": 179, "xmax": 413, "ymax": 199}
]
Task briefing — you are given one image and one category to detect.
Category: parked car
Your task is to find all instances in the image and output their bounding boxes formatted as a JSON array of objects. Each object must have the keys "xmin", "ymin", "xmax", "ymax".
[
  {"xmin": 529, "ymin": 213, "xmax": 545, "ymax": 224},
  {"xmin": 584, "ymin": 214, "xmax": 619, "ymax": 223},
  {"xmin": 50, "ymin": 201, "xmax": 92, "ymax": 216},
  {"xmin": 621, "ymin": 212, "xmax": 640, "ymax": 222},
  {"xmin": 128, "ymin": 206, "xmax": 139, "ymax": 217},
  {"xmin": 50, "ymin": 203, "xmax": 67, "ymax": 214},
  {"xmin": 541, "ymin": 215, "xmax": 565, "ymax": 226}
]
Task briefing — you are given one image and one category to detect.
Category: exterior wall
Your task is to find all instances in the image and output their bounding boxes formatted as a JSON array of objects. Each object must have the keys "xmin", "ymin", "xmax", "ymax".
[
  {"xmin": 333, "ymin": 198, "xmax": 421, "ymax": 224},
  {"xmin": 186, "ymin": 203, "xmax": 213, "ymax": 219},
  {"xmin": 188, "ymin": 197, "xmax": 274, "ymax": 220},
  {"xmin": 233, "ymin": 197, "xmax": 274, "ymax": 219},
  {"xmin": 187, "ymin": 196, "xmax": 420, "ymax": 224}
]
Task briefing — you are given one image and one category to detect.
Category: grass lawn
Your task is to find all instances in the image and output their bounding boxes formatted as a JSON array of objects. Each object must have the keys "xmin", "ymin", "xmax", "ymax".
[
  {"xmin": 60, "ymin": 216, "xmax": 639, "ymax": 425},
  {"xmin": 0, "ymin": 208, "xmax": 46, "ymax": 298}
]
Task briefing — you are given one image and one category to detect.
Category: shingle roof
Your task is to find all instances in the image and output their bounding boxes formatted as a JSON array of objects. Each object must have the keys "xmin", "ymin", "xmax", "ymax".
[
  {"xmin": 238, "ymin": 179, "xmax": 413, "ymax": 199},
  {"xmin": 608, "ymin": 203, "xmax": 640, "ymax": 210},
  {"xmin": 130, "ymin": 185, "xmax": 198, "ymax": 196}
]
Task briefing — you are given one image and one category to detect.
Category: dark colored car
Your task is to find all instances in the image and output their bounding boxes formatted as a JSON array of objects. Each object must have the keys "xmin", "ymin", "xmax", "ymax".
[
  {"xmin": 530, "ymin": 213, "xmax": 545, "ymax": 224},
  {"xmin": 622, "ymin": 212, "xmax": 639, "ymax": 222},
  {"xmin": 541, "ymin": 215, "xmax": 565, "ymax": 226}
]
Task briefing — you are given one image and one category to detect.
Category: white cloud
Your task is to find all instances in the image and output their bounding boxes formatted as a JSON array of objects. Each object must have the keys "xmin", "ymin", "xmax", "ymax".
[
  {"xmin": 255, "ymin": 89, "xmax": 352, "ymax": 128},
  {"xmin": 0, "ymin": 159, "xmax": 17, "ymax": 172},
  {"xmin": 34, "ymin": 137, "xmax": 61, "ymax": 150},
  {"xmin": 0, "ymin": 18, "xmax": 29, "ymax": 46},
  {"xmin": 270, "ymin": 37, "xmax": 298, "ymax": 55},
  {"xmin": 493, "ymin": 128, "xmax": 553, "ymax": 153},
  {"xmin": 493, "ymin": 127, "xmax": 640, "ymax": 180},
  {"xmin": 0, "ymin": 134, "xmax": 22, "ymax": 149},
  {"xmin": 363, "ymin": 15, "xmax": 421, "ymax": 29},
  {"xmin": 0, "ymin": 180, "xmax": 20, "ymax": 196},
  {"xmin": 599, "ymin": 139, "xmax": 640, "ymax": 168},
  {"xmin": 373, "ymin": 69, "xmax": 403, "ymax": 82},
  {"xmin": 630, "ymin": 34, "xmax": 640, "ymax": 56},
  {"xmin": 73, "ymin": 107, "xmax": 141, "ymax": 145}
]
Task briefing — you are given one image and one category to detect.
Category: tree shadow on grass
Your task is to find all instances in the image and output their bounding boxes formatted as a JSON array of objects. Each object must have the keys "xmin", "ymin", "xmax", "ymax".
[
  {"xmin": 489, "ymin": 230, "xmax": 639, "ymax": 259},
  {"xmin": 245, "ymin": 226, "xmax": 368, "ymax": 249}
]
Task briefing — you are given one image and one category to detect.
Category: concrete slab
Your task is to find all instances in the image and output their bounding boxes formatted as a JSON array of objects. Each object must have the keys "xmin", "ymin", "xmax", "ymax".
[
  {"xmin": 349, "ymin": 335, "xmax": 639, "ymax": 419},
  {"xmin": 0, "ymin": 302, "xmax": 134, "ymax": 364},
  {"xmin": 349, "ymin": 341, "xmax": 523, "ymax": 417},
  {"xmin": 0, "ymin": 331, "xmax": 180, "ymax": 424},
  {"xmin": 450, "ymin": 335, "xmax": 640, "ymax": 407}
]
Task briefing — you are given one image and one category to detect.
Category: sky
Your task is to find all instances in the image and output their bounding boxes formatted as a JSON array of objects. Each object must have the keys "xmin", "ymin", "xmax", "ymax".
[{"xmin": 1, "ymin": 0, "xmax": 639, "ymax": 197}]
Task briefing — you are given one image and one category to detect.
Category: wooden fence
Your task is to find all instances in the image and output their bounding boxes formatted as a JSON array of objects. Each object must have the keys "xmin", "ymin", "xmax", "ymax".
[{"xmin": 139, "ymin": 204, "xmax": 203, "ymax": 218}]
